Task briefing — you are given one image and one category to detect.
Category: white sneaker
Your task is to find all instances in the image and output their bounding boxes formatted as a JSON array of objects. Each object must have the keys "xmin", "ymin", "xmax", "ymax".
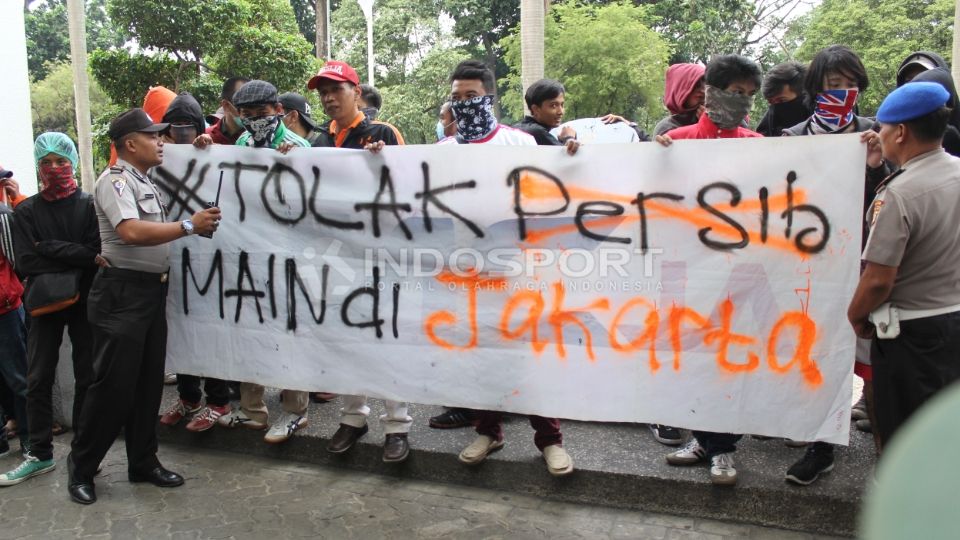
[
  {"xmin": 666, "ymin": 439, "xmax": 707, "ymax": 466},
  {"xmin": 264, "ymin": 413, "xmax": 308, "ymax": 444},
  {"xmin": 458, "ymin": 435, "xmax": 504, "ymax": 465},
  {"xmin": 217, "ymin": 409, "xmax": 267, "ymax": 430},
  {"xmin": 710, "ymin": 452, "xmax": 738, "ymax": 486},
  {"xmin": 542, "ymin": 445, "xmax": 574, "ymax": 476}
]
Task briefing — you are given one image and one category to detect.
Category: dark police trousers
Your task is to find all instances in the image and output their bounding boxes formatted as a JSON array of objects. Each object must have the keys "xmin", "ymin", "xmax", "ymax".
[
  {"xmin": 69, "ymin": 268, "xmax": 168, "ymax": 483},
  {"xmin": 872, "ymin": 311, "xmax": 960, "ymax": 448},
  {"xmin": 27, "ymin": 302, "xmax": 94, "ymax": 461}
]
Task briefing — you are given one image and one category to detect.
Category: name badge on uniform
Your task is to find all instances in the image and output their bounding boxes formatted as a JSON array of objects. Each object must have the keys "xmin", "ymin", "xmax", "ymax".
[{"xmin": 113, "ymin": 177, "xmax": 127, "ymax": 197}]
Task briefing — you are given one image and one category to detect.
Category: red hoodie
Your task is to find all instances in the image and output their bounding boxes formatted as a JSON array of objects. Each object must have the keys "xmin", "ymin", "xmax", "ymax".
[{"xmin": 664, "ymin": 63, "xmax": 706, "ymax": 115}]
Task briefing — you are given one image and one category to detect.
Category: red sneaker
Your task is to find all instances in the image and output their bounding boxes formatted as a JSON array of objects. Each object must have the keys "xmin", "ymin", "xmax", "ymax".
[
  {"xmin": 185, "ymin": 404, "xmax": 231, "ymax": 432},
  {"xmin": 160, "ymin": 400, "xmax": 200, "ymax": 426}
]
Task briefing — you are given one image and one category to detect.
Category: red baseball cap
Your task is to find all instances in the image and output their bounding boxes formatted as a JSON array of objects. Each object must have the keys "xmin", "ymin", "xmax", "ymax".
[{"xmin": 308, "ymin": 61, "xmax": 360, "ymax": 89}]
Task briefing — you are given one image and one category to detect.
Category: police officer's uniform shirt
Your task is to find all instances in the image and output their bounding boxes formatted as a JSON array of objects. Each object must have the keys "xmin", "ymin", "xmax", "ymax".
[
  {"xmin": 862, "ymin": 149, "xmax": 960, "ymax": 310},
  {"xmin": 94, "ymin": 158, "xmax": 170, "ymax": 273}
]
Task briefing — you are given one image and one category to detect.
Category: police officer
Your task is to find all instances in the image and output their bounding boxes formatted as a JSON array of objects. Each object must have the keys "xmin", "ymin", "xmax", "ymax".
[
  {"xmin": 848, "ymin": 82, "xmax": 960, "ymax": 449},
  {"xmin": 67, "ymin": 108, "xmax": 220, "ymax": 504}
]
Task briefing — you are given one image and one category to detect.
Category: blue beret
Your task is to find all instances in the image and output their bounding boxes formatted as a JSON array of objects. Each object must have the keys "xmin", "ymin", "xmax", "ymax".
[{"xmin": 877, "ymin": 82, "xmax": 950, "ymax": 123}]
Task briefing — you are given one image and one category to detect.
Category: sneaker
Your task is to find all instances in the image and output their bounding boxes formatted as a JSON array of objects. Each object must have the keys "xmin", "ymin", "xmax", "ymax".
[
  {"xmin": 185, "ymin": 404, "xmax": 230, "ymax": 432},
  {"xmin": 855, "ymin": 418, "xmax": 872, "ymax": 433},
  {"xmin": 666, "ymin": 439, "xmax": 706, "ymax": 466},
  {"xmin": 0, "ymin": 455, "xmax": 55, "ymax": 486},
  {"xmin": 0, "ymin": 431, "xmax": 8, "ymax": 458},
  {"xmin": 649, "ymin": 424, "xmax": 683, "ymax": 446},
  {"xmin": 851, "ymin": 395, "xmax": 868, "ymax": 421},
  {"xmin": 217, "ymin": 409, "xmax": 268, "ymax": 430},
  {"xmin": 160, "ymin": 399, "xmax": 201, "ymax": 427},
  {"xmin": 264, "ymin": 413, "xmax": 308, "ymax": 444},
  {"xmin": 542, "ymin": 444, "xmax": 574, "ymax": 476},
  {"xmin": 163, "ymin": 373, "xmax": 178, "ymax": 385},
  {"xmin": 785, "ymin": 444, "xmax": 834, "ymax": 486},
  {"xmin": 710, "ymin": 453, "xmax": 737, "ymax": 486},
  {"xmin": 311, "ymin": 392, "xmax": 337, "ymax": 403},
  {"xmin": 458, "ymin": 435, "xmax": 504, "ymax": 465},
  {"xmin": 784, "ymin": 439, "xmax": 809, "ymax": 448},
  {"xmin": 429, "ymin": 408, "xmax": 477, "ymax": 429}
]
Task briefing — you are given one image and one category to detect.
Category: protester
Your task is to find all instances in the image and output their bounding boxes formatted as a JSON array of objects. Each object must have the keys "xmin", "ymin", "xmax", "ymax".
[
  {"xmin": 849, "ymin": 81, "xmax": 960, "ymax": 449},
  {"xmin": 780, "ymin": 45, "xmax": 889, "ymax": 485},
  {"xmin": 230, "ymin": 80, "xmax": 310, "ymax": 150},
  {"xmin": 66, "ymin": 108, "xmax": 221, "ymax": 504},
  {"xmin": 656, "ymin": 54, "xmax": 763, "ymax": 486},
  {"xmin": 653, "ymin": 63, "xmax": 706, "ymax": 136},
  {"xmin": 202, "ymin": 77, "xmax": 251, "ymax": 146},
  {"xmin": 310, "ymin": 63, "xmax": 404, "ymax": 149},
  {"xmin": 436, "ymin": 101, "xmax": 456, "ymax": 141},
  {"xmin": 304, "ymin": 60, "xmax": 411, "ymax": 463},
  {"xmin": 279, "ymin": 92, "xmax": 323, "ymax": 146},
  {"xmin": 359, "ymin": 83, "xmax": 381, "ymax": 121},
  {"xmin": 896, "ymin": 51, "xmax": 949, "ymax": 87},
  {"xmin": 756, "ymin": 61, "xmax": 811, "ymax": 137},
  {"xmin": 0, "ymin": 134, "xmax": 101, "ymax": 487},
  {"xmin": 911, "ymin": 68, "xmax": 960, "ymax": 157},
  {"xmin": 0, "ymin": 188, "xmax": 28, "ymax": 463},
  {"xmin": 161, "ymin": 92, "xmax": 205, "ymax": 145},
  {"xmin": 214, "ymin": 81, "xmax": 312, "ymax": 444},
  {"xmin": 157, "ymin": 92, "xmax": 235, "ymax": 432},
  {"xmin": 433, "ymin": 60, "xmax": 574, "ymax": 476},
  {"xmin": 514, "ymin": 78, "xmax": 580, "ymax": 155}
]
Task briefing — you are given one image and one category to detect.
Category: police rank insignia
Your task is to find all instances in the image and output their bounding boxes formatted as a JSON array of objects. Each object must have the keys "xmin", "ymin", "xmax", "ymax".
[
  {"xmin": 871, "ymin": 198, "xmax": 884, "ymax": 226},
  {"xmin": 112, "ymin": 177, "xmax": 126, "ymax": 197}
]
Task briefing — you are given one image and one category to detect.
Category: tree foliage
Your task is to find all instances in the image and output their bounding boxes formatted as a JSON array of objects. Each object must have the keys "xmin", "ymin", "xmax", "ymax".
[
  {"xmin": 793, "ymin": 0, "xmax": 953, "ymax": 114},
  {"xmin": 90, "ymin": 0, "xmax": 316, "ymax": 110},
  {"xmin": 30, "ymin": 61, "xmax": 111, "ymax": 140},
  {"xmin": 24, "ymin": 0, "xmax": 126, "ymax": 80},
  {"xmin": 500, "ymin": 1, "xmax": 670, "ymax": 126}
]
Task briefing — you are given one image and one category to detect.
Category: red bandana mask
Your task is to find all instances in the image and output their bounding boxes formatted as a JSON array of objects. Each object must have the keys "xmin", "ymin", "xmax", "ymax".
[{"xmin": 39, "ymin": 164, "xmax": 77, "ymax": 201}]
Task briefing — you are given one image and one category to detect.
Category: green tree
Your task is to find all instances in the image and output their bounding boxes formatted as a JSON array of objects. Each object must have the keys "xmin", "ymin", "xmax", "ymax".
[
  {"xmin": 439, "ymin": 0, "xmax": 519, "ymax": 75},
  {"xmin": 24, "ymin": 0, "xmax": 126, "ymax": 80},
  {"xmin": 30, "ymin": 61, "xmax": 111, "ymax": 140},
  {"xmin": 499, "ymin": 1, "xmax": 670, "ymax": 127},
  {"xmin": 378, "ymin": 46, "xmax": 473, "ymax": 144},
  {"xmin": 92, "ymin": 0, "xmax": 316, "ymax": 109},
  {"xmin": 793, "ymin": 0, "xmax": 953, "ymax": 114}
]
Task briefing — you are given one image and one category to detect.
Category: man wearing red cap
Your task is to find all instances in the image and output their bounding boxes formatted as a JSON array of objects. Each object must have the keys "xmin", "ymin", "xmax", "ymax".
[
  {"xmin": 308, "ymin": 61, "xmax": 404, "ymax": 150},
  {"xmin": 308, "ymin": 61, "xmax": 411, "ymax": 463}
]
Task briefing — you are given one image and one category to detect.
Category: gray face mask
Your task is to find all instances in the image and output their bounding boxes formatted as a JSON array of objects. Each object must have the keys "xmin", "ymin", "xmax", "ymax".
[{"xmin": 704, "ymin": 85, "xmax": 754, "ymax": 130}]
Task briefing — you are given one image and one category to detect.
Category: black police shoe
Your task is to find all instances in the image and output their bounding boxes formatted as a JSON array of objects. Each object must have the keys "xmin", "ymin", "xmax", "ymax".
[{"xmin": 128, "ymin": 466, "xmax": 185, "ymax": 487}]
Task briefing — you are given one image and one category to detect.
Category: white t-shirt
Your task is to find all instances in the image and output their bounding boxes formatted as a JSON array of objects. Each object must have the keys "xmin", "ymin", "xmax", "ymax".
[{"xmin": 437, "ymin": 124, "xmax": 536, "ymax": 146}]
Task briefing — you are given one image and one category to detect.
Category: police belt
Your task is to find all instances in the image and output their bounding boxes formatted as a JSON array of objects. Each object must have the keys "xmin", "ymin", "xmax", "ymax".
[
  {"xmin": 100, "ymin": 267, "xmax": 169, "ymax": 284},
  {"xmin": 897, "ymin": 303, "xmax": 960, "ymax": 321}
]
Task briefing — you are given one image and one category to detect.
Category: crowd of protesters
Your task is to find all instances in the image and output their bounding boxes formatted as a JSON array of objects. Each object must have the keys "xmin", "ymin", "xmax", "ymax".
[{"xmin": 0, "ymin": 43, "xmax": 959, "ymax": 506}]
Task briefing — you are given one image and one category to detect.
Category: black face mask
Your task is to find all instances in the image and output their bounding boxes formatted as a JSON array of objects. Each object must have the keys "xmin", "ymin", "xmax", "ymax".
[{"xmin": 770, "ymin": 98, "xmax": 811, "ymax": 130}]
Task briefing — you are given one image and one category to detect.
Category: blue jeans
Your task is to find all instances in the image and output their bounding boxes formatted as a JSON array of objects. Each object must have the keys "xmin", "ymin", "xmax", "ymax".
[{"xmin": 0, "ymin": 307, "xmax": 29, "ymax": 447}]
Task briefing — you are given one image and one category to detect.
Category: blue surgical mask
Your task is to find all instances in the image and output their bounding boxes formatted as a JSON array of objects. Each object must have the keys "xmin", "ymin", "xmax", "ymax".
[{"xmin": 436, "ymin": 121, "xmax": 445, "ymax": 141}]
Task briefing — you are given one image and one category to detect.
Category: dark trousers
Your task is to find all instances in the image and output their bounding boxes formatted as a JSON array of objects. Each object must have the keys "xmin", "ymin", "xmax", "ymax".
[
  {"xmin": 26, "ymin": 303, "xmax": 94, "ymax": 461},
  {"xmin": 693, "ymin": 431, "xmax": 742, "ymax": 458},
  {"xmin": 872, "ymin": 312, "xmax": 960, "ymax": 447},
  {"xmin": 69, "ymin": 271, "xmax": 168, "ymax": 483},
  {"xmin": 0, "ymin": 307, "xmax": 29, "ymax": 446},
  {"xmin": 177, "ymin": 375, "xmax": 229, "ymax": 407},
  {"xmin": 476, "ymin": 411, "xmax": 562, "ymax": 451}
]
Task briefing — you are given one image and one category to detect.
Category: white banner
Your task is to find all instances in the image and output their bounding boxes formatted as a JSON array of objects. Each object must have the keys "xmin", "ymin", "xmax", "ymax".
[{"xmin": 157, "ymin": 135, "xmax": 865, "ymax": 444}]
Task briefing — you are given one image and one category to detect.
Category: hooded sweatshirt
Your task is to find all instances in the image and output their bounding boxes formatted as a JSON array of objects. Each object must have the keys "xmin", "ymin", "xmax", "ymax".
[
  {"xmin": 109, "ymin": 86, "xmax": 177, "ymax": 166},
  {"xmin": 896, "ymin": 51, "xmax": 949, "ymax": 87},
  {"xmin": 653, "ymin": 63, "xmax": 706, "ymax": 136},
  {"xmin": 911, "ymin": 67, "xmax": 960, "ymax": 158},
  {"xmin": 162, "ymin": 92, "xmax": 206, "ymax": 137}
]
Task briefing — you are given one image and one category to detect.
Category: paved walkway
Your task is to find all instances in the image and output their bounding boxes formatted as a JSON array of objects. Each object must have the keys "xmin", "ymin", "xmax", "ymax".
[{"xmin": 0, "ymin": 436, "xmax": 843, "ymax": 539}]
